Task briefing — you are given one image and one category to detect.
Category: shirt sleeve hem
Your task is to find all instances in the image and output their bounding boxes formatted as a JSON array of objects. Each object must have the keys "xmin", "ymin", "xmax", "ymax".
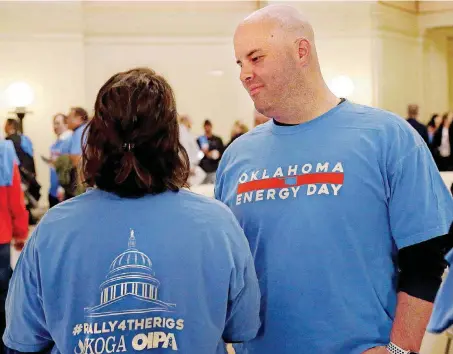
[
  {"xmin": 223, "ymin": 326, "xmax": 260, "ymax": 343},
  {"xmin": 2, "ymin": 332, "xmax": 50, "ymax": 352},
  {"xmin": 396, "ymin": 225, "xmax": 451, "ymax": 249}
]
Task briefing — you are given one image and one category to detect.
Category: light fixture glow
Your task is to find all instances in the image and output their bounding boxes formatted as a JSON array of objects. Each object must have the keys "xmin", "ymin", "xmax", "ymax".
[
  {"xmin": 6, "ymin": 81, "xmax": 35, "ymax": 107},
  {"xmin": 328, "ymin": 75, "xmax": 355, "ymax": 98}
]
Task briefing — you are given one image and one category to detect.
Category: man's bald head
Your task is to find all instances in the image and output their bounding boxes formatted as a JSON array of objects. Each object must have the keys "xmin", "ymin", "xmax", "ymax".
[
  {"xmin": 234, "ymin": 5, "xmax": 322, "ymax": 118},
  {"xmin": 238, "ymin": 4, "xmax": 314, "ymax": 43}
]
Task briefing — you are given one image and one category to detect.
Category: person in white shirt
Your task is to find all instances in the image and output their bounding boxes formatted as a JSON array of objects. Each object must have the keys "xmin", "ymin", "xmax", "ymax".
[{"xmin": 178, "ymin": 115, "xmax": 206, "ymax": 186}]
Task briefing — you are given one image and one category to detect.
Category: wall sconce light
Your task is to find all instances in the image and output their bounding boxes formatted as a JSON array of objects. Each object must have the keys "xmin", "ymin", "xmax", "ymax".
[
  {"xmin": 6, "ymin": 81, "xmax": 34, "ymax": 133},
  {"xmin": 328, "ymin": 75, "xmax": 355, "ymax": 98}
]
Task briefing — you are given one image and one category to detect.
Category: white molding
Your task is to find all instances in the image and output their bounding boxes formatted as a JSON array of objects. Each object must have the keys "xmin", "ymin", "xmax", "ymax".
[
  {"xmin": 83, "ymin": 35, "xmax": 232, "ymax": 45},
  {"xmin": 373, "ymin": 29, "xmax": 422, "ymax": 43},
  {"xmin": 0, "ymin": 33, "xmax": 83, "ymax": 42}
]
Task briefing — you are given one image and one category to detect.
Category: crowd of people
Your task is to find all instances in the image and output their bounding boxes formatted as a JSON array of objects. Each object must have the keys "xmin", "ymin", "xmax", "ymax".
[
  {"xmin": 0, "ymin": 4, "xmax": 453, "ymax": 354},
  {"xmin": 406, "ymin": 104, "xmax": 453, "ymax": 171}
]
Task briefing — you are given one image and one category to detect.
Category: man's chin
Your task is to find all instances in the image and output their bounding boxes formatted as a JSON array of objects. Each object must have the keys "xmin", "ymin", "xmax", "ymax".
[{"xmin": 254, "ymin": 102, "xmax": 273, "ymax": 118}]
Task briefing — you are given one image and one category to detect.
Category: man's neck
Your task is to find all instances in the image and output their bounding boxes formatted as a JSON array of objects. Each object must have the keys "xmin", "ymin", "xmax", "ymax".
[
  {"xmin": 273, "ymin": 89, "xmax": 342, "ymax": 125},
  {"xmin": 73, "ymin": 121, "xmax": 85, "ymax": 131}
]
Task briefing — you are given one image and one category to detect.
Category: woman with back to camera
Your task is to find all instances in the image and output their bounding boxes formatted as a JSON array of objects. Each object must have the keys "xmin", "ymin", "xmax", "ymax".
[{"xmin": 3, "ymin": 67, "xmax": 260, "ymax": 354}]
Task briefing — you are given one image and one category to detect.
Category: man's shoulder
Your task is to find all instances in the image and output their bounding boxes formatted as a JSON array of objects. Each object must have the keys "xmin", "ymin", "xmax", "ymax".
[{"xmin": 345, "ymin": 102, "xmax": 422, "ymax": 138}]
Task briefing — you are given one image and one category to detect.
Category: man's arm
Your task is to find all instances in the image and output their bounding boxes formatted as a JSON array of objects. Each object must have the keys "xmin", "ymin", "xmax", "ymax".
[
  {"xmin": 390, "ymin": 292, "xmax": 432, "ymax": 351},
  {"xmin": 365, "ymin": 232, "xmax": 453, "ymax": 354},
  {"xmin": 364, "ymin": 294, "xmax": 432, "ymax": 354}
]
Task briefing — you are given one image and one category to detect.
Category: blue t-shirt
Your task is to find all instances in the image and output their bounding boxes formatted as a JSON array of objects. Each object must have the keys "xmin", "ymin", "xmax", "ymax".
[
  {"xmin": 62, "ymin": 123, "xmax": 87, "ymax": 155},
  {"xmin": 20, "ymin": 135, "xmax": 33, "ymax": 158},
  {"xmin": 428, "ymin": 249, "xmax": 453, "ymax": 333},
  {"xmin": 49, "ymin": 135, "xmax": 72, "ymax": 197},
  {"xmin": 215, "ymin": 101, "xmax": 453, "ymax": 354},
  {"xmin": 4, "ymin": 188, "xmax": 261, "ymax": 353},
  {"xmin": 0, "ymin": 140, "xmax": 18, "ymax": 187}
]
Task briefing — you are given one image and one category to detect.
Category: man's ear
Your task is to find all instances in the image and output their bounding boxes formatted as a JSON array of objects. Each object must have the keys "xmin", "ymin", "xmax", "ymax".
[{"xmin": 297, "ymin": 38, "xmax": 311, "ymax": 65}]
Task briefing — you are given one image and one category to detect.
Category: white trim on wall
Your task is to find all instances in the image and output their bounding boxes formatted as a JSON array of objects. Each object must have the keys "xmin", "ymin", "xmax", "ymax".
[{"xmin": 84, "ymin": 36, "xmax": 233, "ymax": 45}]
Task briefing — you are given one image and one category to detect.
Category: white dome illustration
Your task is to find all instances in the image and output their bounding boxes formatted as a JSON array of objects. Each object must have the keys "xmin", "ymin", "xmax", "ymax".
[
  {"xmin": 85, "ymin": 229, "xmax": 175, "ymax": 318},
  {"xmin": 109, "ymin": 231, "xmax": 153, "ymax": 272}
]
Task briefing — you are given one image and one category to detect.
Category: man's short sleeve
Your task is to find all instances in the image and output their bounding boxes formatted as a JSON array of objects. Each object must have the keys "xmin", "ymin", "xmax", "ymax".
[
  {"xmin": 3, "ymin": 228, "xmax": 52, "ymax": 352},
  {"xmin": 389, "ymin": 143, "xmax": 453, "ymax": 249}
]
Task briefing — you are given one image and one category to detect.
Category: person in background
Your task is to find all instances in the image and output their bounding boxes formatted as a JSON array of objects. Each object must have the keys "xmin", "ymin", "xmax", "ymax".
[
  {"xmin": 46, "ymin": 113, "xmax": 72, "ymax": 208},
  {"xmin": 406, "ymin": 104, "xmax": 429, "ymax": 145},
  {"xmin": 0, "ymin": 139, "xmax": 28, "ymax": 350},
  {"xmin": 197, "ymin": 120, "xmax": 224, "ymax": 184},
  {"xmin": 427, "ymin": 114, "xmax": 442, "ymax": 145},
  {"xmin": 178, "ymin": 114, "xmax": 206, "ymax": 186},
  {"xmin": 427, "ymin": 113, "xmax": 442, "ymax": 164},
  {"xmin": 3, "ymin": 67, "xmax": 260, "ymax": 354},
  {"xmin": 3, "ymin": 119, "xmax": 34, "ymax": 168},
  {"xmin": 253, "ymin": 109, "xmax": 270, "ymax": 127},
  {"xmin": 57, "ymin": 107, "xmax": 89, "ymax": 199},
  {"xmin": 216, "ymin": 5, "xmax": 453, "ymax": 354},
  {"xmin": 226, "ymin": 120, "xmax": 249, "ymax": 149},
  {"xmin": 4, "ymin": 119, "xmax": 40, "ymax": 225},
  {"xmin": 65, "ymin": 107, "xmax": 89, "ymax": 167},
  {"xmin": 179, "ymin": 114, "xmax": 192, "ymax": 130},
  {"xmin": 433, "ymin": 112, "xmax": 453, "ymax": 171}
]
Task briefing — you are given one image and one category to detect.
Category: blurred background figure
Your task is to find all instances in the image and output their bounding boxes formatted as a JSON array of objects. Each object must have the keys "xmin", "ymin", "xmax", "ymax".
[
  {"xmin": 179, "ymin": 114, "xmax": 192, "ymax": 130},
  {"xmin": 253, "ymin": 109, "xmax": 270, "ymax": 127},
  {"xmin": 44, "ymin": 113, "xmax": 72, "ymax": 208},
  {"xmin": 178, "ymin": 114, "xmax": 206, "ymax": 186},
  {"xmin": 406, "ymin": 104, "xmax": 429, "ymax": 145},
  {"xmin": 197, "ymin": 119, "xmax": 224, "ymax": 184},
  {"xmin": 64, "ymin": 107, "xmax": 89, "ymax": 168},
  {"xmin": 428, "ymin": 113, "xmax": 442, "ymax": 145},
  {"xmin": 433, "ymin": 112, "xmax": 453, "ymax": 171},
  {"xmin": 56, "ymin": 107, "xmax": 89, "ymax": 200},
  {"xmin": 4, "ymin": 119, "xmax": 40, "ymax": 225},
  {"xmin": 0, "ymin": 138, "xmax": 28, "ymax": 344},
  {"xmin": 226, "ymin": 120, "xmax": 249, "ymax": 149}
]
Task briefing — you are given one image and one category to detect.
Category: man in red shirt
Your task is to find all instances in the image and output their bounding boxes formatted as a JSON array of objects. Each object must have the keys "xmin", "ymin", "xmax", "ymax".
[{"xmin": 0, "ymin": 139, "xmax": 28, "ymax": 344}]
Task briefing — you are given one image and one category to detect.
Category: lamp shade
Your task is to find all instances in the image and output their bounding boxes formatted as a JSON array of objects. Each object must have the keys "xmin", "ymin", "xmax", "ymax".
[{"xmin": 6, "ymin": 82, "xmax": 34, "ymax": 107}]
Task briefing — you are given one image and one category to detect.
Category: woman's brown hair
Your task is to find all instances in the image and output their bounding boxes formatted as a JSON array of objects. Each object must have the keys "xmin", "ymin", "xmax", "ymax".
[{"xmin": 82, "ymin": 67, "xmax": 189, "ymax": 198}]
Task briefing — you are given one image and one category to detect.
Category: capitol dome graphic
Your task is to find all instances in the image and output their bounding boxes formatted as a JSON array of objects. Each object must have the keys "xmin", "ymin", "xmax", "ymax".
[{"xmin": 85, "ymin": 230, "xmax": 175, "ymax": 318}]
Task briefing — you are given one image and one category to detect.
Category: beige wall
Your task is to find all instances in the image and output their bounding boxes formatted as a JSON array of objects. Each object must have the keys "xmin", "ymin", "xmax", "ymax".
[
  {"xmin": 0, "ymin": 1, "xmax": 379, "ymax": 201},
  {"xmin": 374, "ymin": 2, "xmax": 452, "ymax": 121},
  {"xmin": 0, "ymin": 1, "xmax": 451, "ymax": 204},
  {"xmin": 423, "ymin": 29, "xmax": 451, "ymax": 119},
  {"xmin": 449, "ymin": 38, "xmax": 453, "ymax": 110},
  {"xmin": 0, "ymin": 36, "xmax": 86, "ymax": 197}
]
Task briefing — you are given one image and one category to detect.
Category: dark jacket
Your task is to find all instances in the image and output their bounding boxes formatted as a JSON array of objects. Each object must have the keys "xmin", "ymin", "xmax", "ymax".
[{"xmin": 407, "ymin": 118, "xmax": 429, "ymax": 145}]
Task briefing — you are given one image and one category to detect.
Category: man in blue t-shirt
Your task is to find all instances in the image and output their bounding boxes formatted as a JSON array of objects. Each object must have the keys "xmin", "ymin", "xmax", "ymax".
[
  {"xmin": 64, "ymin": 107, "xmax": 89, "ymax": 163},
  {"xmin": 59, "ymin": 107, "xmax": 89, "ymax": 199},
  {"xmin": 47, "ymin": 113, "xmax": 72, "ymax": 208},
  {"xmin": 215, "ymin": 5, "xmax": 453, "ymax": 354}
]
